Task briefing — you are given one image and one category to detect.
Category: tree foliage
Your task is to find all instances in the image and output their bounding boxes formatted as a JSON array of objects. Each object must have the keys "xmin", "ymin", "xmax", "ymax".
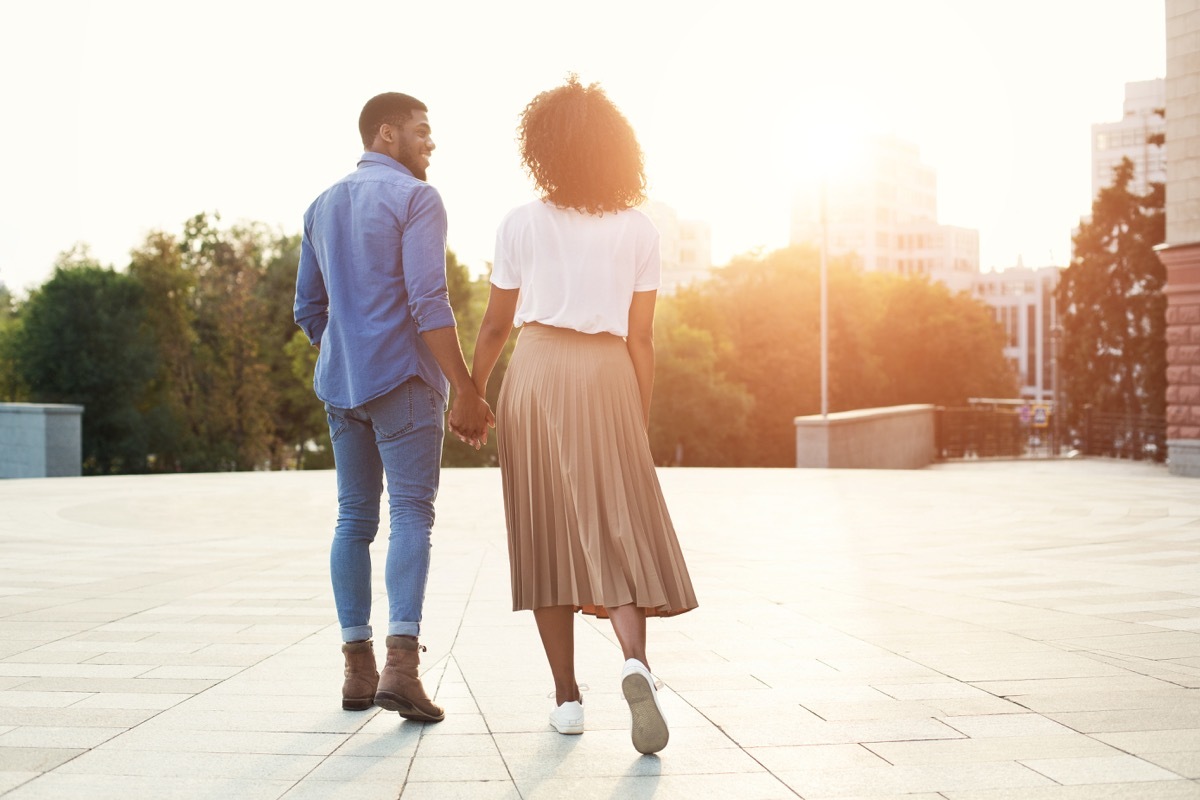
[
  {"xmin": 648, "ymin": 302, "xmax": 753, "ymax": 466},
  {"xmin": 14, "ymin": 250, "xmax": 158, "ymax": 473},
  {"xmin": 0, "ymin": 282, "xmax": 22, "ymax": 401},
  {"xmin": 667, "ymin": 246, "xmax": 1015, "ymax": 465},
  {"xmin": 1057, "ymin": 157, "xmax": 1166, "ymax": 431},
  {"xmin": 4, "ymin": 217, "xmax": 1018, "ymax": 472},
  {"xmin": 5, "ymin": 216, "xmax": 331, "ymax": 473}
]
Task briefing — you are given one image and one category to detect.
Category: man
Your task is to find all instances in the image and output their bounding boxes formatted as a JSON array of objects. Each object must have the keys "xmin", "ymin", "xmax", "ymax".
[{"xmin": 294, "ymin": 92, "xmax": 492, "ymax": 722}]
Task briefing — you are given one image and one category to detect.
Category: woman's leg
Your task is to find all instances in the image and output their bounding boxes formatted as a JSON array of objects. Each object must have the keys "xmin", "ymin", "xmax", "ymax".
[
  {"xmin": 533, "ymin": 606, "xmax": 580, "ymax": 705},
  {"xmin": 606, "ymin": 603, "xmax": 648, "ymax": 669}
]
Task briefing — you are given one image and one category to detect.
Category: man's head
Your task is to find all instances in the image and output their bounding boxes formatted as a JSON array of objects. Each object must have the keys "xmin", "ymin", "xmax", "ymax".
[{"xmin": 359, "ymin": 92, "xmax": 435, "ymax": 180}]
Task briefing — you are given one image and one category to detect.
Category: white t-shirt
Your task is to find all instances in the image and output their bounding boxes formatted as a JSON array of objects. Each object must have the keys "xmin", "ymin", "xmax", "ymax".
[{"xmin": 491, "ymin": 200, "xmax": 661, "ymax": 337}]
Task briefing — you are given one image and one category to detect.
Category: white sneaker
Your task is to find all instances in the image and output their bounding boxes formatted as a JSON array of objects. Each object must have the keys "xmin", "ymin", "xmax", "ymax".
[
  {"xmin": 549, "ymin": 700, "xmax": 584, "ymax": 734},
  {"xmin": 620, "ymin": 659, "xmax": 668, "ymax": 754}
]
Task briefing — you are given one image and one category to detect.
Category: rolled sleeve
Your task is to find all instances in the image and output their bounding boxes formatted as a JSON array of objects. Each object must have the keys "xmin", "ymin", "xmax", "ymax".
[
  {"xmin": 402, "ymin": 184, "xmax": 457, "ymax": 333},
  {"xmin": 294, "ymin": 217, "xmax": 329, "ymax": 345}
]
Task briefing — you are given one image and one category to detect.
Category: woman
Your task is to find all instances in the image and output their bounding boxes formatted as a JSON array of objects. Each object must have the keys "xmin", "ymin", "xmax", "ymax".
[{"xmin": 470, "ymin": 76, "xmax": 698, "ymax": 756}]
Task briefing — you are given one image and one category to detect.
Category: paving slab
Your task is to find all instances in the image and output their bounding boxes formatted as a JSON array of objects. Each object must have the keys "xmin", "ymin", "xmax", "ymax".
[{"xmin": 0, "ymin": 458, "xmax": 1198, "ymax": 798}]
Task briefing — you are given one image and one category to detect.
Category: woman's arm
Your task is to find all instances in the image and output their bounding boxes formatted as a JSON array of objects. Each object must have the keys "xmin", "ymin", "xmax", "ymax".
[
  {"xmin": 626, "ymin": 290, "xmax": 658, "ymax": 430},
  {"xmin": 471, "ymin": 285, "xmax": 520, "ymax": 397}
]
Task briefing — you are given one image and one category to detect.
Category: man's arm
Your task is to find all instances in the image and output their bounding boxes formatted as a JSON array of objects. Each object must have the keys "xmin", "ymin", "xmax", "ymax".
[
  {"xmin": 294, "ymin": 219, "xmax": 328, "ymax": 346},
  {"xmin": 420, "ymin": 326, "xmax": 493, "ymax": 448}
]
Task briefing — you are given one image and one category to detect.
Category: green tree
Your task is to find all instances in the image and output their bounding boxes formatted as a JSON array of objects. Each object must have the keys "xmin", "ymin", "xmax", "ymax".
[
  {"xmin": 0, "ymin": 283, "xmax": 23, "ymax": 401},
  {"xmin": 1057, "ymin": 157, "xmax": 1166, "ymax": 432},
  {"xmin": 255, "ymin": 231, "xmax": 331, "ymax": 469},
  {"xmin": 871, "ymin": 273, "xmax": 1015, "ymax": 405},
  {"xmin": 648, "ymin": 301, "xmax": 753, "ymax": 466},
  {"xmin": 14, "ymin": 249, "xmax": 157, "ymax": 473},
  {"xmin": 181, "ymin": 214, "xmax": 278, "ymax": 470},
  {"xmin": 672, "ymin": 246, "xmax": 875, "ymax": 465},
  {"xmin": 128, "ymin": 230, "xmax": 199, "ymax": 471},
  {"xmin": 670, "ymin": 245, "xmax": 1015, "ymax": 466},
  {"xmin": 284, "ymin": 328, "xmax": 333, "ymax": 469}
]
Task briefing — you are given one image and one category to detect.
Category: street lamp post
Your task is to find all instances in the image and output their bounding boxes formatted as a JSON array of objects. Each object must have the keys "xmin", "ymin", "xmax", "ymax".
[
  {"xmin": 820, "ymin": 179, "xmax": 829, "ymax": 420},
  {"xmin": 1051, "ymin": 321, "xmax": 1062, "ymax": 456}
]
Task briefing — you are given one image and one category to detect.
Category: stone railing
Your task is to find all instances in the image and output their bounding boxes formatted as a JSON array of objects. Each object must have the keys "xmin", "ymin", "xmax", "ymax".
[
  {"xmin": 0, "ymin": 403, "xmax": 84, "ymax": 478},
  {"xmin": 794, "ymin": 404, "xmax": 936, "ymax": 469}
]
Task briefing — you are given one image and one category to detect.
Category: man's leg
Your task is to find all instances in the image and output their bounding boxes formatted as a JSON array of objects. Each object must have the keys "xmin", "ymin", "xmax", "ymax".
[
  {"xmin": 364, "ymin": 379, "xmax": 446, "ymax": 720},
  {"xmin": 367, "ymin": 379, "xmax": 445, "ymax": 636},
  {"xmin": 327, "ymin": 404, "xmax": 384, "ymax": 643}
]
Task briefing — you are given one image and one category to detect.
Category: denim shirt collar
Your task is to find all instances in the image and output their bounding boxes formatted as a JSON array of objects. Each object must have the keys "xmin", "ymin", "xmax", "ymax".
[{"xmin": 357, "ymin": 151, "xmax": 414, "ymax": 178}]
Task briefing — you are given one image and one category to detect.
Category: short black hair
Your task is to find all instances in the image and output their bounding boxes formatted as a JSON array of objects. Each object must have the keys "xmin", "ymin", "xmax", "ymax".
[{"xmin": 358, "ymin": 92, "xmax": 428, "ymax": 148}]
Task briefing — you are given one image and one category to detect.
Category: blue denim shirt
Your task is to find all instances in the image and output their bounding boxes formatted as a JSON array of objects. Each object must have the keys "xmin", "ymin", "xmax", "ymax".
[{"xmin": 295, "ymin": 153, "xmax": 456, "ymax": 409}]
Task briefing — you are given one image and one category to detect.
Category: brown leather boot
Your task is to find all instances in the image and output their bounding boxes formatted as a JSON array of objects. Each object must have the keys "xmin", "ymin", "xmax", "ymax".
[
  {"xmin": 373, "ymin": 635, "xmax": 444, "ymax": 722},
  {"xmin": 341, "ymin": 640, "xmax": 379, "ymax": 711}
]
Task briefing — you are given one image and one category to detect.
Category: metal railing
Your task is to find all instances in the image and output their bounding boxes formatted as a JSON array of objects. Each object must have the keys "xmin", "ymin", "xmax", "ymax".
[
  {"xmin": 1079, "ymin": 406, "xmax": 1167, "ymax": 463},
  {"xmin": 935, "ymin": 407, "xmax": 1028, "ymax": 459},
  {"xmin": 935, "ymin": 403, "xmax": 1168, "ymax": 463}
]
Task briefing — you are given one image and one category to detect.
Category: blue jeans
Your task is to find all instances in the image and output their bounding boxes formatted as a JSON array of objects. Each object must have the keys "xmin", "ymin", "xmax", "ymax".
[{"xmin": 325, "ymin": 377, "xmax": 445, "ymax": 642}]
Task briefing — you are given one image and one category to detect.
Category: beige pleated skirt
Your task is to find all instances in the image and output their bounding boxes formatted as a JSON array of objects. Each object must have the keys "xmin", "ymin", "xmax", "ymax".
[{"xmin": 497, "ymin": 324, "xmax": 698, "ymax": 618}]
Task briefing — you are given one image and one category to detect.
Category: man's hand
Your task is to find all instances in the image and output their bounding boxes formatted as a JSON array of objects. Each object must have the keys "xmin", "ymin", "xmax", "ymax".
[{"xmin": 449, "ymin": 389, "xmax": 495, "ymax": 450}]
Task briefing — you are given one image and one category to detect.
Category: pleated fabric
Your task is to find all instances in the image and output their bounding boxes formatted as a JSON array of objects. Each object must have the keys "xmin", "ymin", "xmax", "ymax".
[{"xmin": 497, "ymin": 324, "xmax": 698, "ymax": 618}]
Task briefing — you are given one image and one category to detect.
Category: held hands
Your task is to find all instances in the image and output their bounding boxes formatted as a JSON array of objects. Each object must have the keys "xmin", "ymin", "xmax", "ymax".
[{"xmin": 449, "ymin": 388, "xmax": 495, "ymax": 450}]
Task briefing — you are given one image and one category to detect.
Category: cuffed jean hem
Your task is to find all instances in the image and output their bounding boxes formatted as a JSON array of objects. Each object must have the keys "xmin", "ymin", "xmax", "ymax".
[
  {"xmin": 341, "ymin": 624, "xmax": 372, "ymax": 643},
  {"xmin": 388, "ymin": 621, "xmax": 420, "ymax": 637}
]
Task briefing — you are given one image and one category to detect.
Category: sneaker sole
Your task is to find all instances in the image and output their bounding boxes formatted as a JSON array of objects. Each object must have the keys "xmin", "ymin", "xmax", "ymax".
[
  {"xmin": 550, "ymin": 717, "xmax": 584, "ymax": 735},
  {"xmin": 621, "ymin": 673, "xmax": 668, "ymax": 754},
  {"xmin": 374, "ymin": 691, "xmax": 445, "ymax": 722}
]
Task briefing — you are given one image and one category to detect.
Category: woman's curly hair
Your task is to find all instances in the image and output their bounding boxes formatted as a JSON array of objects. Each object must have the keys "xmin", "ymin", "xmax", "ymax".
[{"xmin": 518, "ymin": 76, "xmax": 646, "ymax": 214}]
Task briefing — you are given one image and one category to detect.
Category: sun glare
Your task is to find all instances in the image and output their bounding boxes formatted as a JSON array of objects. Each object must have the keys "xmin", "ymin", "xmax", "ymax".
[{"xmin": 788, "ymin": 122, "xmax": 871, "ymax": 186}]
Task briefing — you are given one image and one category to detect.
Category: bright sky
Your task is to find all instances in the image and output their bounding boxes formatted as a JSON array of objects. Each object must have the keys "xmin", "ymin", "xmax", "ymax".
[{"xmin": 0, "ymin": 0, "xmax": 1166, "ymax": 295}]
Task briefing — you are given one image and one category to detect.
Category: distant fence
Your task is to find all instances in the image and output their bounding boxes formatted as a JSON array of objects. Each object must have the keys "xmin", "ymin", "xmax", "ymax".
[
  {"xmin": 934, "ymin": 403, "xmax": 1167, "ymax": 463},
  {"xmin": 935, "ymin": 407, "xmax": 1026, "ymax": 459},
  {"xmin": 1078, "ymin": 406, "xmax": 1167, "ymax": 463}
]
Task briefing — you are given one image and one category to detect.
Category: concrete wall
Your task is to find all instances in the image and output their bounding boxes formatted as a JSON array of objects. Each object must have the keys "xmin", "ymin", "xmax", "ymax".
[
  {"xmin": 794, "ymin": 404, "xmax": 936, "ymax": 469},
  {"xmin": 0, "ymin": 403, "xmax": 84, "ymax": 478}
]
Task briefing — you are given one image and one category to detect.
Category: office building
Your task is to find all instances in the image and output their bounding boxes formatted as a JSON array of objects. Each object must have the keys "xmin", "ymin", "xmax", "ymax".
[
  {"xmin": 640, "ymin": 201, "xmax": 713, "ymax": 294},
  {"xmin": 971, "ymin": 265, "xmax": 1062, "ymax": 402},
  {"xmin": 1091, "ymin": 79, "xmax": 1166, "ymax": 198},
  {"xmin": 790, "ymin": 135, "xmax": 979, "ymax": 292}
]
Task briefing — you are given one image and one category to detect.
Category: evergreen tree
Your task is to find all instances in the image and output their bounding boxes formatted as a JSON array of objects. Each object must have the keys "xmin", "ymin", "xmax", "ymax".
[{"xmin": 1057, "ymin": 157, "xmax": 1166, "ymax": 435}]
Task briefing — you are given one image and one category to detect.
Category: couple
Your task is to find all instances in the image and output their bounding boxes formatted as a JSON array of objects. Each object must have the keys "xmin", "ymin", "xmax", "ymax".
[{"xmin": 293, "ymin": 79, "xmax": 697, "ymax": 756}]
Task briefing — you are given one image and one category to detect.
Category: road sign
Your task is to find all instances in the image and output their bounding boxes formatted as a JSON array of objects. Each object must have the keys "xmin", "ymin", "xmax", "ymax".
[{"xmin": 1032, "ymin": 405, "xmax": 1049, "ymax": 428}]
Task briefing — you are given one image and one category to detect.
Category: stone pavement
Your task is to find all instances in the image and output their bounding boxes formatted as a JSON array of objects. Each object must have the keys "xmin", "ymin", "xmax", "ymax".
[{"xmin": 0, "ymin": 459, "xmax": 1199, "ymax": 799}]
